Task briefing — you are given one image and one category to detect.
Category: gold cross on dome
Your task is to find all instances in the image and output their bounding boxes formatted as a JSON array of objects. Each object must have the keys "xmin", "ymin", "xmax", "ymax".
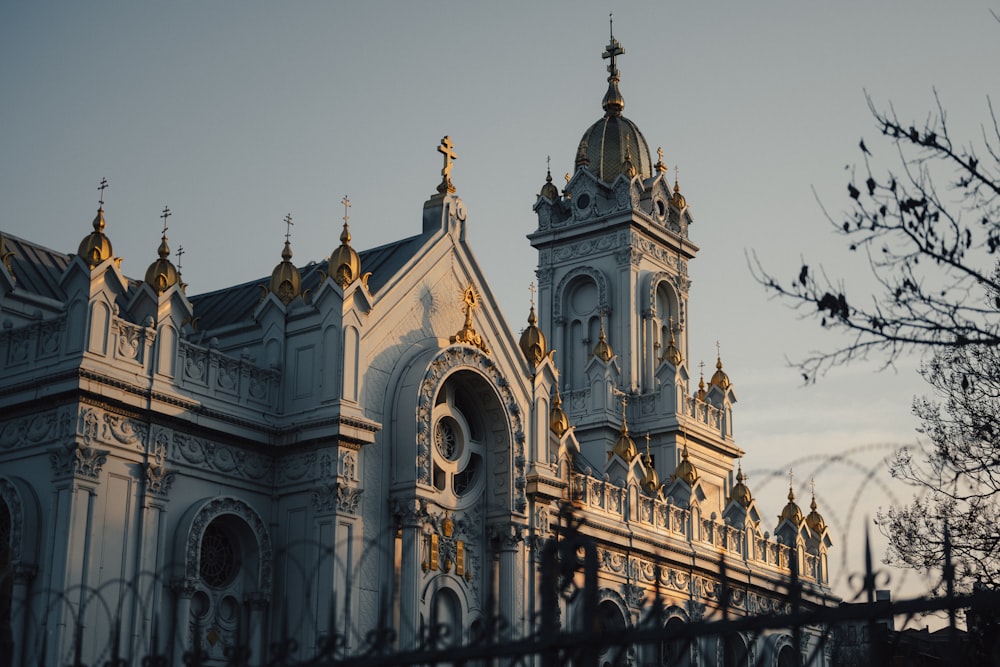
[
  {"xmin": 160, "ymin": 206, "xmax": 171, "ymax": 235},
  {"xmin": 437, "ymin": 136, "xmax": 457, "ymax": 193},
  {"xmin": 97, "ymin": 177, "xmax": 108, "ymax": 207},
  {"xmin": 602, "ymin": 14, "xmax": 624, "ymax": 77},
  {"xmin": 528, "ymin": 282, "xmax": 536, "ymax": 307},
  {"xmin": 341, "ymin": 196, "xmax": 350, "ymax": 225},
  {"xmin": 284, "ymin": 213, "xmax": 293, "ymax": 242}
]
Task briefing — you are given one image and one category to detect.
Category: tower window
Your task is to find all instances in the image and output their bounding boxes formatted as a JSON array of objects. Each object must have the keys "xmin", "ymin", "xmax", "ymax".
[{"xmin": 199, "ymin": 522, "xmax": 240, "ymax": 588}]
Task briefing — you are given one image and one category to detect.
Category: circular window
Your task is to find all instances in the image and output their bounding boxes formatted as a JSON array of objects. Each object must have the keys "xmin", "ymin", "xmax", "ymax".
[
  {"xmin": 576, "ymin": 193, "xmax": 591, "ymax": 210},
  {"xmin": 434, "ymin": 417, "xmax": 462, "ymax": 461},
  {"xmin": 200, "ymin": 523, "xmax": 239, "ymax": 588}
]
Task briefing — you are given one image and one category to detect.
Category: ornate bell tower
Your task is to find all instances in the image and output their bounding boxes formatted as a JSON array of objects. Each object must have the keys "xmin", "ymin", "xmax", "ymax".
[{"xmin": 529, "ymin": 25, "xmax": 739, "ymax": 512}]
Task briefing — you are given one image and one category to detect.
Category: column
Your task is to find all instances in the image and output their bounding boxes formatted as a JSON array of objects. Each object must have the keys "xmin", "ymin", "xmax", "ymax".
[
  {"xmin": 395, "ymin": 499, "xmax": 424, "ymax": 650},
  {"xmin": 493, "ymin": 524, "xmax": 524, "ymax": 641}
]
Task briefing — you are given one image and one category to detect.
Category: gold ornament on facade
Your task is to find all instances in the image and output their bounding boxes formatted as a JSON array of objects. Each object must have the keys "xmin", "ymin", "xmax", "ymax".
[
  {"xmin": 78, "ymin": 178, "xmax": 116, "ymax": 270},
  {"xmin": 778, "ymin": 470, "xmax": 804, "ymax": 525},
  {"xmin": 672, "ymin": 167, "xmax": 687, "ymax": 209},
  {"xmin": 329, "ymin": 196, "xmax": 365, "ymax": 290},
  {"xmin": 710, "ymin": 342, "xmax": 731, "ymax": 390},
  {"xmin": 519, "ymin": 283, "xmax": 548, "ymax": 366},
  {"xmin": 655, "ymin": 147, "xmax": 668, "ymax": 174},
  {"xmin": 610, "ymin": 393, "xmax": 638, "ymax": 462},
  {"xmin": 662, "ymin": 317, "xmax": 682, "ymax": 366},
  {"xmin": 0, "ymin": 233, "xmax": 14, "ymax": 284},
  {"xmin": 450, "ymin": 284, "xmax": 491, "ymax": 355},
  {"xmin": 805, "ymin": 480, "xmax": 827, "ymax": 534},
  {"xmin": 640, "ymin": 433, "xmax": 660, "ymax": 494},
  {"xmin": 592, "ymin": 317, "xmax": 614, "ymax": 361},
  {"xmin": 549, "ymin": 385, "xmax": 570, "ymax": 437},
  {"xmin": 143, "ymin": 206, "xmax": 180, "ymax": 295},
  {"xmin": 729, "ymin": 461, "xmax": 753, "ymax": 508},
  {"xmin": 672, "ymin": 438, "xmax": 699, "ymax": 486},
  {"xmin": 437, "ymin": 136, "xmax": 458, "ymax": 194},
  {"xmin": 696, "ymin": 361, "xmax": 707, "ymax": 401},
  {"xmin": 269, "ymin": 213, "xmax": 302, "ymax": 304}
]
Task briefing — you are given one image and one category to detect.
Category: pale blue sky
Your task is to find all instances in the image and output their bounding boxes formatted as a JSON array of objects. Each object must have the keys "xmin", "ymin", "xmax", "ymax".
[{"xmin": 3, "ymin": 2, "xmax": 997, "ymax": 601}]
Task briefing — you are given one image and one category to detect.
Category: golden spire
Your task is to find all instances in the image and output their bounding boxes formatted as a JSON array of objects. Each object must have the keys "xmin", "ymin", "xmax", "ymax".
[
  {"xmin": 450, "ymin": 284, "xmax": 490, "ymax": 354},
  {"xmin": 779, "ymin": 469, "xmax": 804, "ymax": 525},
  {"xmin": 622, "ymin": 136, "xmax": 637, "ymax": 179},
  {"xmin": 601, "ymin": 14, "xmax": 625, "ymax": 117},
  {"xmin": 592, "ymin": 315, "xmax": 614, "ymax": 361},
  {"xmin": 611, "ymin": 392, "xmax": 638, "ymax": 461},
  {"xmin": 805, "ymin": 478, "xmax": 827, "ymax": 534},
  {"xmin": 728, "ymin": 460, "xmax": 753, "ymax": 508},
  {"xmin": 519, "ymin": 282, "xmax": 547, "ymax": 366},
  {"xmin": 77, "ymin": 177, "xmax": 115, "ymax": 269},
  {"xmin": 550, "ymin": 383, "xmax": 570, "ymax": 437},
  {"xmin": 696, "ymin": 361, "xmax": 707, "ymax": 401},
  {"xmin": 540, "ymin": 155, "xmax": 560, "ymax": 200},
  {"xmin": 672, "ymin": 165, "xmax": 687, "ymax": 209},
  {"xmin": 655, "ymin": 147, "xmax": 667, "ymax": 174},
  {"xmin": 672, "ymin": 434, "xmax": 699, "ymax": 486},
  {"xmin": 329, "ymin": 195, "xmax": 363, "ymax": 288},
  {"xmin": 269, "ymin": 213, "xmax": 302, "ymax": 304},
  {"xmin": 640, "ymin": 432, "xmax": 660, "ymax": 494},
  {"xmin": 144, "ymin": 205, "xmax": 180, "ymax": 294},
  {"xmin": 710, "ymin": 341, "xmax": 732, "ymax": 390},
  {"xmin": 662, "ymin": 316, "xmax": 682, "ymax": 366},
  {"xmin": 437, "ymin": 136, "xmax": 457, "ymax": 194}
]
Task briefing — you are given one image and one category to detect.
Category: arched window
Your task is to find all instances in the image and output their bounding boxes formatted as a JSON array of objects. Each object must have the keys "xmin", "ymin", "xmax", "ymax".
[
  {"xmin": 722, "ymin": 633, "xmax": 749, "ymax": 667},
  {"xmin": 430, "ymin": 587, "xmax": 462, "ymax": 647},
  {"xmin": 776, "ymin": 644, "xmax": 797, "ymax": 667},
  {"xmin": 563, "ymin": 276, "xmax": 601, "ymax": 389},
  {"xmin": 431, "ymin": 378, "xmax": 486, "ymax": 504},
  {"xmin": 661, "ymin": 616, "xmax": 690, "ymax": 666},
  {"xmin": 596, "ymin": 600, "xmax": 627, "ymax": 667}
]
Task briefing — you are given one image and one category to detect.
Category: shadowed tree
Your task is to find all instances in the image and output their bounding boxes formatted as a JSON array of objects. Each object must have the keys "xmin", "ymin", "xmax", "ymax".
[{"xmin": 750, "ymin": 93, "xmax": 1000, "ymax": 383}]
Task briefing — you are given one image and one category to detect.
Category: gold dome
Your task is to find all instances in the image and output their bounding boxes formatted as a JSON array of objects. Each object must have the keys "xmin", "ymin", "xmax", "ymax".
[
  {"xmin": 672, "ymin": 177, "xmax": 687, "ymax": 209},
  {"xmin": 519, "ymin": 303, "xmax": 547, "ymax": 366},
  {"xmin": 269, "ymin": 239, "xmax": 301, "ymax": 304},
  {"xmin": 710, "ymin": 355, "xmax": 731, "ymax": 391},
  {"xmin": 329, "ymin": 221, "xmax": 362, "ymax": 289},
  {"xmin": 662, "ymin": 325, "xmax": 682, "ymax": 367},
  {"xmin": 672, "ymin": 442, "xmax": 699, "ymax": 486},
  {"xmin": 696, "ymin": 368, "xmax": 707, "ymax": 402},
  {"xmin": 592, "ymin": 319, "xmax": 614, "ymax": 362},
  {"xmin": 728, "ymin": 463, "xmax": 753, "ymax": 508},
  {"xmin": 640, "ymin": 452, "xmax": 660, "ymax": 495},
  {"xmin": 550, "ymin": 387, "xmax": 570, "ymax": 438},
  {"xmin": 611, "ymin": 398, "xmax": 637, "ymax": 462},
  {"xmin": 779, "ymin": 486, "xmax": 804, "ymax": 525},
  {"xmin": 575, "ymin": 31, "xmax": 653, "ymax": 183},
  {"xmin": 144, "ymin": 233, "xmax": 179, "ymax": 295},
  {"xmin": 78, "ymin": 207, "xmax": 114, "ymax": 269},
  {"xmin": 539, "ymin": 166, "xmax": 560, "ymax": 201},
  {"xmin": 806, "ymin": 493, "xmax": 827, "ymax": 534}
]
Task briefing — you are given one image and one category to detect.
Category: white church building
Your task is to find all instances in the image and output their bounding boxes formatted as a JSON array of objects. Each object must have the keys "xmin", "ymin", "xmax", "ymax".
[{"xmin": 0, "ymin": 30, "xmax": 835, "ymax": 667}]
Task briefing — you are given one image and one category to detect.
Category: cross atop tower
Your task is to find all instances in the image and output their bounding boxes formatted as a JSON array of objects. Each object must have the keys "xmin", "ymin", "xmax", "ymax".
[
  {"xmin": 97, "ymin": 177, "xmax": 108, "ymax": 209},
  {"xmin": 437, "ymin": 136, "xmax": 457, "ymax": 193},
  {"xmin": 602, "ymin": 14, "xmax": 624, "ymax": 78},
  {"xmin": 528, "ymin": 281, "xmax": 536, "ymax": 308},
  {"xmin": 283, "ymin": 213, "xmax": 294, "ymax": 242},
  {"xmin": 176, "ymin": 245, "xmax": 185, "ymax": 272},
  {"xmin": 160, "ymin": 206, "xmax": 171, "ymax": 236},
  {"xmin": 341, "ymin": 196, "xmax": 350, "ymax": 226}
]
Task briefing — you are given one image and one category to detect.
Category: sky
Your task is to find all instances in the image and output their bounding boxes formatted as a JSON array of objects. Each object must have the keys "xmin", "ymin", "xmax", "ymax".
[{"xmin": 2, "ymin": 2, "xmax": 998, "ymax": 608}]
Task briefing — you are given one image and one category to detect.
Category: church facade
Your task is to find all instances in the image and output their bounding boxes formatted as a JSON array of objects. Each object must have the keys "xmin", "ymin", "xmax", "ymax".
[{"xmin": 0, "ymin": 31, "xmax": 834, "ymax": 667}]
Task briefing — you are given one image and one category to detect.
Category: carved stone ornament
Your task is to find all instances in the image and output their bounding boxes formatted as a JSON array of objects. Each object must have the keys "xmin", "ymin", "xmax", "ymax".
[
  {"xmin": 414, "ymin": 346, "xmax": 526, "ymax": 512},
  {"xmin": 0, "ymin": 407, "xmax": 73, "ymax": 451},
  {"xmin": 49, "ymin": 443, "xmax": 109, "ymax": 481},
  {"xmin": 145, "ymin": 430, "xmax": 175, "ymax": 497},
  {"xmin": 184, "ymin": 496, "xmax": 273, "ymax": 596},
  {"xmin": 311, "ymin": 483, "xmax": 363, "ymax": 515}
]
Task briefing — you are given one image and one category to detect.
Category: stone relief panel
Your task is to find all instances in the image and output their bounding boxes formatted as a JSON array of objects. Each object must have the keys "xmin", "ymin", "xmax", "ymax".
[
  {"xmin": 171, "ymin": 433, "xmax": 273, "ymax": 484},
  {"xmin": 0, "ymin": 406, "xmax": 73, "ymax": 451}
]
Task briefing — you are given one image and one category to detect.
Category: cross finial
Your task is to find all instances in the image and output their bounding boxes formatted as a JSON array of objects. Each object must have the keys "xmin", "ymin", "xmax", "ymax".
[
  {"xmin": 788, "ymin": 468, "xmax": 794, "ymax": 489},
  {"xmin": 811, "ymin": 477, "xmax": 816, "ymax": 497},
  {"xmin": 657, "ymin": 147, "xmax": 664, "ymax": 163},
  {"xmin": 602, "ymin": 16, "xmax": 625, "ymax": 78},
  {"xmin": 97, "ymin": 178, "xmax": 109, "ymax": 208},
  {"xmin": 716, "ymin": 340, "xmax": 721, "ymax": 358},
  {"xmin": 528, "ymin": 282, "xmax": 536, "ymax": 308},
  {"xmin": 644, "ymin": 432, "xmax": 651, "ymax": 456},
  {"xmin": 176, "ymin": 245, "xmax": 185, "ymax": 272},
  {"xmin": 437, "ymin": 136, "xmax": 457, "ymax": 193},
  {"xmin": 283, "ymin": 213, "xmax": 294, "ymax": 242},
  {"xmin": 699, "ymin": 360, "xmax": 705, "ymax": 375},
  {"xmin": 341, "ymin": 196, "xmax": 350, "ymax": 226},
  {"xmin": 160, "ymin": 206, "xmax": 171, "ymax": 236}
]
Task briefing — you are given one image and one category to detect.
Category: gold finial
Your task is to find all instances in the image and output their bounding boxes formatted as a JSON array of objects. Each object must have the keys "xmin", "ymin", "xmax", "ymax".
[
  {"xmin": 564, "ymin": 172, "xmax": 571, "ymax": 184},
  {"xmin": 592, "ymin": 315, "xmax": 614, "ymax": 361},
  {"xmin": 157, "ymin": 206, "xmax": 171, "ymax": 258},
  {"xmin": 330, "ymin": 197, "xmax": 363, "ymax": 289},
  {"xmin": 655, "ymin": 148, "xmax": 667, "ymax": 173},
  {"xmin": 622, "ymin": 136, "xmax": 636, "ymax": 178},
  {"xmin": 806, "ymin": 478, "xmax": 827, "ymax": 533},
  {"xmin": 269, "ymin": 213, "xmax": 302, "ymax": 303},
  {"xmin": 144, "ymin": 205, "xmax": 179, "ymax": 294},
  {"xmin": 674, "ymin": 165, "xmax": 680, "ymax": 192},
  {"xmin": 529, "ymin": 281, "xmax": 536, "ymax": 309},
  {"xmin": 550, "ymin": 382, "xmax": 570, "ymax": 437},
  {"xmin": 663, "ymin": 316, "xmax": 682, "ymax": 366},
  {"xmin": 779, "ymin": 468, "xmax": 804, "ymax": 525},
  {"xmin": 610, "ymin": 389, "xmax": 638, "ymax": 461},
  {"xmin": 285, "ymin": 213, "xmax": 294, "ymax": 243},
  {"xmin": 601, "ymin": 17, "xmax": 626, "ymax": 116},
  {"xmin": 672, "ymin": 431, "xmax": 699, "ymax": 485},
  {"xmin": 519, "ymin": 281, "xmax": 547, "ymax": 365},
  {"xmin": 341, "ymin": 196, "xmax": 350, "ymax": 225},
  {"xmin": 644, "ymin": 432, "xmax": 651, "ymax": 457},
  {"xmin": 788, "ymin": 469, "xmax": 795, "ymax": 499},
  {"xmin": 540, "ymin": 156, "xmax": 560, "ymax": 200},
  {"xmin": 97, "ymin": 177, "xmax": 108, "ymax": 210},
  {"xmin": 437, "ymin": 136, "xmax": 457, "ymax": 194},
  {"xmin": 451, "ymin": 284, "xmax": 490, "ymax": 354}
]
